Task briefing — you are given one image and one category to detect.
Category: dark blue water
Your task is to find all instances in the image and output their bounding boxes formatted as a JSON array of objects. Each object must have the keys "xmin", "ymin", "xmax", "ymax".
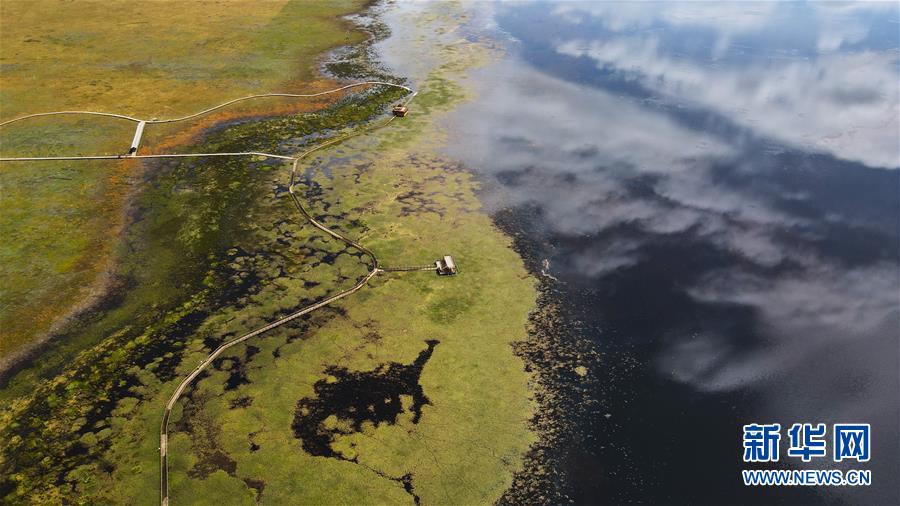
[{"xmin": 446, "ymin": 2, "xmax": 900, "ymax": 504}]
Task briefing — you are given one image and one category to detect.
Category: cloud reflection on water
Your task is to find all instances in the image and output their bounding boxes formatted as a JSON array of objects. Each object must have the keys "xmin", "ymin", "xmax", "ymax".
[
  {"xmin": 558, "ymin": 40, "xmax": 898, "ymax": 169},
  {"xmin": 445, "ymin": 2, "xmax": 899, "ymax": 502},
  {"xmin": 552, "ymin": 2, "xmax": 900, "ymax": 170}
]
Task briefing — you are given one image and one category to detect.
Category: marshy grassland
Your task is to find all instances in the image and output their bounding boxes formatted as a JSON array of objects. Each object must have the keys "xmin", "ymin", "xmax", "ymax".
[
  {"xmin": 1, "ymin": 2, "xmax": 538, "ymax": 504},
  {"xmin": 0, "ymin": 0, "xmax": 368, "ymax": 362}
]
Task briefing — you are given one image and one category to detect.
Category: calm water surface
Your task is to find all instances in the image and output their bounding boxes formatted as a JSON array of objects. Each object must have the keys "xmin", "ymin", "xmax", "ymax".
[{"xmin": 438, "ymin": 2, "xmax": 898, "ymax": 504}]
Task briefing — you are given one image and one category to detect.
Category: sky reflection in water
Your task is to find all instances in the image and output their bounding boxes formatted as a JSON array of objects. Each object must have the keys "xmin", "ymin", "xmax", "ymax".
[{"xmin": 444, "ymin": 2, "xmax": 899, "ymax": 503}]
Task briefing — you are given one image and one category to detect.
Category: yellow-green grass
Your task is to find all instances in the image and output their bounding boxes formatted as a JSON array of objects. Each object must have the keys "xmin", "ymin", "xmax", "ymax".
[
  {"xmin": 0, "ymin": 0, "xmax": 366, "ymax": 119},
  {"xmin": 0, "ymin": 0, "xmax": 368, "ymax": 360}
]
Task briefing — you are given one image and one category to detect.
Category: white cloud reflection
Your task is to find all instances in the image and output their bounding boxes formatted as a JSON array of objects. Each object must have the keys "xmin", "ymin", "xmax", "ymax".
[
  {"xmin": 452, "ymin": 59, "xmax": 801, "ymax": 271},
  {"xmin": 557, "ymin": 36, "xmax": 899, "ymax": 169},
  {"xmin": 445, "ymin": 5, "xmax": 899, "ymax": 495},
  {"xmin": 553, "ymin": 2, "xmax": 778, "ymax": 35},
  {"xmin": 812, "ymin": 2, "xmax": 899, "ymax": 52},
  {"xmin": 665, "ymin": 260, "xmax": 899, "ymax": 392}
]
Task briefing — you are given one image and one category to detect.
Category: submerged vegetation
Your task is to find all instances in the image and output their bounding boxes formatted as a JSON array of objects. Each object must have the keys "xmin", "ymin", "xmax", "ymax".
[{"xmin": 2, "ymin": 3, "xmax": 538, "ymax": 505}]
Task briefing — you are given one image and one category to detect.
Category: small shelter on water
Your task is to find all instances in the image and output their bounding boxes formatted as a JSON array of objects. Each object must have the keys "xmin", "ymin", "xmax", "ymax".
[{"xmin": 392, "ymin": 104, "xmax": 409, "ymax": 117}]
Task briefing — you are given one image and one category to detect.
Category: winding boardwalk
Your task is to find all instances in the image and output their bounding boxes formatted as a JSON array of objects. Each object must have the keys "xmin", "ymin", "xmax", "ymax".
[
  {"xmin": 0, "ymin": 81, "xmax": 410, "ymax": 127},
  {"xmin": 1, "ymin": 82, "xmax": 432, "ymax": 505}
]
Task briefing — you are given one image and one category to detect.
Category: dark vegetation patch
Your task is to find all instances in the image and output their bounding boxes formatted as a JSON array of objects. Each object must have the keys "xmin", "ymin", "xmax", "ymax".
[
  {"xmin": 290, "ymin": 340, "xmax": 436, "ymax": 504},
  {"xmin": 292, "ymin": 340, "xmax": 439, "ymax": 459},
  {"xmin": 242, "ymin": 477, "xmax": 266, "ymax": 500},
  {"xmin": 213, "ymin": 344, "xmax": 261, "ymax": 391},
  {"xmin": 230, "ymin": 396, "xmax": 253, "ymax": 409},
  {"xmin": 392, "ymin": 154, "xmax": 474, "ymax": 217},
  {"xmin": 176, "ymin": 390, "xmax": 238, "ymax": 480},
  {"xmin": 270, "ymin": 310, "xmax": 340, "ymax": 359},
  {"xmin": 248, "ymin": 432, "xmax": 261, "ymax": 452},
  {"xmin": 396, "ymin": 189, "xmax": 445, "ymax": 218},
  {"xmin": 400, "ymin": 473, "xmax": 420, "ymax": 505}
]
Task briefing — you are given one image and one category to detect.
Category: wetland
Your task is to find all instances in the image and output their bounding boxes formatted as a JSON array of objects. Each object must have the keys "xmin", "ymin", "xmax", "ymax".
[
  {"xmin": 3, "ymin": 2, "xmax": 896, "ymax": 505},
  {"xmin": 2, "ymin": 2, "xmax": 537, "ymax": 504}
]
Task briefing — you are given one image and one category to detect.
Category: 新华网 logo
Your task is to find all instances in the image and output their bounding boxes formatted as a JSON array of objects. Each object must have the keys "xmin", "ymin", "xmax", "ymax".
[
  {"xmin": 741, "ymin": 422, "xmax": 872, "ymax": 487},
  {"xmin": 742, "ymin": 423, "xmax": 870, "ymax": 463}
]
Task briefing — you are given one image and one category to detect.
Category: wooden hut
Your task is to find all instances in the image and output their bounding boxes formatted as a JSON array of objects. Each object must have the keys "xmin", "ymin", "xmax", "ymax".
[
  {"xmin": 435, "ymin": 255, "xmax": 458, "ymax": 275},
  {"xmin": 392, "ymin": 104, "xmax": 409, "ymax": 117}
]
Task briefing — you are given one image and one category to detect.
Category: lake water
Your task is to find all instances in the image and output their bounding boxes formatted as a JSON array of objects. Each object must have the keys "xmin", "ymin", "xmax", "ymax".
[{"xmin": 433, "ymin": 2, "xmax": 898, "ymax": 504}]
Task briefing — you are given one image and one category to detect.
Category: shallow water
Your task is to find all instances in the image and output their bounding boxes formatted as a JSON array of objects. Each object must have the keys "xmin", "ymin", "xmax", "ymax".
[{"xmin": 431, "ymin": 2, "xmax": 898, "ymax": 504}]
